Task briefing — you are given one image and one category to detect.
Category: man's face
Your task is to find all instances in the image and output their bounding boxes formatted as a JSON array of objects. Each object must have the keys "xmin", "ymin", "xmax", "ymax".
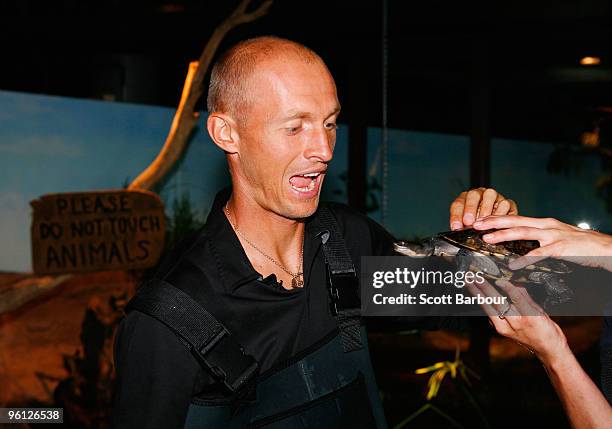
[{"xmin": 233, "ymin": 56, "xmax": 340, "ymax": 220}]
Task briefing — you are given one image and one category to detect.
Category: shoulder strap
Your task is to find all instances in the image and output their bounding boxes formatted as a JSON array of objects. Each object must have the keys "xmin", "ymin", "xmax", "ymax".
[
  {"xmin": 602, "ymin": 346, "xmax": 612, "ymax": 404},
  {"xmin": 125, "ymin": 278, "xmax": 258, "ymax": 394},
  {"xmin": 314, "ymin": 206, "xmax": 363, "ymax": 353}
]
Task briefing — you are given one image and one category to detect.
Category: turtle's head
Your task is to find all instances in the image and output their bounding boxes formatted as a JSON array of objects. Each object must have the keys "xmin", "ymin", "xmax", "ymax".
[{"xmin": 393, "ymin": 240, "xmax": 433, "ymax": 257}]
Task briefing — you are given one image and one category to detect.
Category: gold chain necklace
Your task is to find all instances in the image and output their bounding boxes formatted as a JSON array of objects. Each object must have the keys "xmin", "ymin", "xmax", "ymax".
[{"xmin": 224, "ymin": 203, "xmax": 304, "ymax": 289}]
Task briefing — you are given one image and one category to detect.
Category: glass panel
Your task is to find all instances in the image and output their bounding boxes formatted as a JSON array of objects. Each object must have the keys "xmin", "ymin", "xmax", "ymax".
[
  {"xmin": 320, "ymin": 124, "xmax": 349, "ymax": 204},
  {"xmin": 492, "ymin": 138, "xmax": 612, "ymax": 232},
  {"xmin": 368, "ymin": 127, "xmax": 470, "ymax": 240}
]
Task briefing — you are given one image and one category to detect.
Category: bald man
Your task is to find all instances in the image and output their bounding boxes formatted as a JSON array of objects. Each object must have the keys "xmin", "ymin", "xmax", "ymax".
[{"xmin": 111, "ymin": 36, "xmax": 517, "ymax": 429}]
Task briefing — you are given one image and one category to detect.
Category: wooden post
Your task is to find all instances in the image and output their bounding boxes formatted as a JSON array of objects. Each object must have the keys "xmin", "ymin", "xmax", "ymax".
[
  {"xmin": 468, "ymin": 38, "xmax": 492, "ymax": 373},
  {"xmin": 347, "ymin": 40, "xmax": 368, "ymax": 213}
]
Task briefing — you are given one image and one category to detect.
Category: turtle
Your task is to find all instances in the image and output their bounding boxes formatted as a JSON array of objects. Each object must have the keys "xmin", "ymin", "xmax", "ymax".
[{"xmin": 393, "ymin": 228, "xmax": 573, "ymax": 307}]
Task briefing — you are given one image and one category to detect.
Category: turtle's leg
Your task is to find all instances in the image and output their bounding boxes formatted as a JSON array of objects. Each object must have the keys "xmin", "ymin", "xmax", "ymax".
[
  {"xmin": 529, "ymin": 272, "xmax": 573, "ymax": 307},
  {"xmin": 456, "ymin": 248, "xmax": 473, "ymax": 273}
]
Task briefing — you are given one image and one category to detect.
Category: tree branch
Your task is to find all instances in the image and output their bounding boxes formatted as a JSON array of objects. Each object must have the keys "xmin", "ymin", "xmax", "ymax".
[{"xmin": 129, "ymin": 0, "xmax": 273, "ymax": 191}]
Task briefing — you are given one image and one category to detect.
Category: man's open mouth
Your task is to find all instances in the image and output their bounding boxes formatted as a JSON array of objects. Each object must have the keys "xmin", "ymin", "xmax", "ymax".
[{"xmin": 289, "ymin": 172, "xmax": 321, "ymax": 193}]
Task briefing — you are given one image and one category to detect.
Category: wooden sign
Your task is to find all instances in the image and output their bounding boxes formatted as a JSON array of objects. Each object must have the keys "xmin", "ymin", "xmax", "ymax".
[{"xmin": 31, "ymin": 190, "xmax": 166, "ymax": 275}]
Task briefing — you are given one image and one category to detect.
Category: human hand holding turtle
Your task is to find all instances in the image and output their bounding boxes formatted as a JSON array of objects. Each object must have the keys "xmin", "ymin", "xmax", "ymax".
[
  {"xmin": 449, "ymin": 188, "xmax": 518, "ymax": 231},
  {"xmin": 466, "ymin": 277, "xmax": 612, "ymax": 428},
  {"xmin": 472, "ymin": 215, "xmax": 612, "ymax": 272},
  {"xmin": 448, "ymin": 206, "xmax": 612, "ymax": 427},
  {"xmin": 465, "ymin": 277, "xmax": 569, "ymax": 364},
  {"xmin": 399, "ymin": 192, "xmax": 573, "ymax": 307},
  {"xmin": 466, "ymin": 280, "xmax": 571, "ymax": 365}
]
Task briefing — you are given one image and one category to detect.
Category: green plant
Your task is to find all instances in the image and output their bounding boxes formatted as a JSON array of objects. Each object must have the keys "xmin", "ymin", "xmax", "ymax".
[{"xmin": 166, "ymin": 193, "xmax": 205, "ymax": 250}]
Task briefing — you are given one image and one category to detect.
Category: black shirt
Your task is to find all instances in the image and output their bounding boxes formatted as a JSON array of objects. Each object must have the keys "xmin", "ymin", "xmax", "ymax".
[{"xmin": 111, "ymin": 188, "xmax": 445, "ymax": 429}]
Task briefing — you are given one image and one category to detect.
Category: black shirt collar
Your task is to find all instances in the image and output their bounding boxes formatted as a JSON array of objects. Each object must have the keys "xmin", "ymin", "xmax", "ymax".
[{"xmin": 204, "ymin": 187, "xmax": 325, "ymax": 292}]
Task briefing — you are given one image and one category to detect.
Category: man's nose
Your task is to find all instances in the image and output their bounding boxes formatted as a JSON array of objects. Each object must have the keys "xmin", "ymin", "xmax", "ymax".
[{"xmin": 304, "ymin": 127, "xmax": 333, "ymax": 162}]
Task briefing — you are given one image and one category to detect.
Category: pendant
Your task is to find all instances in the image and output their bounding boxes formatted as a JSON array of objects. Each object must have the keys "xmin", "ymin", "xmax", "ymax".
[{"xmin": 291, "ymin": 275, "xmax": 304, "ymax": 289}]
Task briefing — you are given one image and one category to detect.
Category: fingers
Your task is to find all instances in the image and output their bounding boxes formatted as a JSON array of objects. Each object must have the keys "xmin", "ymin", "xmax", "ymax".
[
  {"xmin": 478, "ymin": 188, "xmax": 498, "ymax": 218},
  {"xmin": 467, "ymin": 277, "xmax": 519, "ymax": 318},
  {"xmin": 508, "ymin": 255, "xmax": 547, "ymax": 270},
  {"xmin": 463, "ymin": 188, "xmax": 484, "ymax": 226},
  {"xmin": 449, "ymin": 192, "xmax": 467, "ymax": 230},
  {"xmin": 470, "ymin": 280, "xmax": 554, "ymax": 354},
  {"xmin": 472, "ymin": 279, "xmax": 504, "ymax": 311},
  {"xmin": 492, "ymin": 199, "xmax": 508, "ymax": 215},
  {"xmin": 508, "ymin": 244, "xmax": 558, "ymax": 270},
  {"xmin": 488, "ymin": 313, "xmax": 513, "ymax": 336},
  {"xmin": 473, "ymin": 215, "xmax": 574, "ymax": 233},
  {"xmin": 480, "ymin": 226, "xmax": 553, "ymax": 245},
  {"xmin": 492, "ymin": 199, "xmax": 517, "ymax": 216},
  {"xmin": 507, "ymin": 199, "xmax": 519, "ymax": 215},
  {"xmin": 475, "ymin": 280, "xmax": 541, "ymax": 338},
  {"xmin": 466, "ymin": 280, "xmax": 518, "ymax": 335},
  {"xmin": 450, "ymin": 188, "xmax": 518, "ymax": 230},
  {"xmin": 495, "ymin": 280, "xmax": 543, "ymax": 315},
  {"xmin": 465, "ymin": 281, "xmax": 499, "ymax": 318},
  {"xmin": 493, "ymin": 282, "xmax": 549, "ymax": 346},
  {"xmin": 475, "ymin": 279, "xmax": 520, "ymax": 316}
]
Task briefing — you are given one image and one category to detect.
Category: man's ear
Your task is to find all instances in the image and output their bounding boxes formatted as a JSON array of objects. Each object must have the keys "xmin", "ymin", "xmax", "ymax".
[{"xmin": 207, "ymin": 113, "xmax": 239, "ymax": 153}]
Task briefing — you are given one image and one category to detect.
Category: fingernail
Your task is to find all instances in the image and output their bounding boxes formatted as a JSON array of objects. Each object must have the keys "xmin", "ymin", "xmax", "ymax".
[
  {"xmin": 451, "ymin": 222, "xmax": 462, "ymax": 230},
  {"xmin": 482, "ymin": 233, "xmax": 493, "ymax": 241},
  {"xmin": 464, "ymin": 214, "xmax": 474, "ymax": 223},
  {"xmin": 495, "ymin": 280, "xmax": 507, "ymax": 288},
  {"xmin": 473, "ymin": 220, "xmax": 483, "ymax": 227}
]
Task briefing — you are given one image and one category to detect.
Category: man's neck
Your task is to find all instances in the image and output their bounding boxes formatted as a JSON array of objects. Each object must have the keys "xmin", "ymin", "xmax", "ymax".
[{"xmin": 225, "ymin": 191, "xmax": 305, "ymax": 261}]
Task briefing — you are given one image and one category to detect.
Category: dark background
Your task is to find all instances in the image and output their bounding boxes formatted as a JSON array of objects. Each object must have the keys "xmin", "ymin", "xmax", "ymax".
[{"xmin": 2, "ymin": 1, "xmax": 611, "ymax": 141}]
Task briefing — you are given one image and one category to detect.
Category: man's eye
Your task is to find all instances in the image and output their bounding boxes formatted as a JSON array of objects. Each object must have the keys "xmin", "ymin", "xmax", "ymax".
[
  {"xmin": 325, "ymin": 122, "xmax": 338, "ymax": 130},
  {"xmin": 286, "ymin": 126, "xmax": 300, "ymax": 135}
]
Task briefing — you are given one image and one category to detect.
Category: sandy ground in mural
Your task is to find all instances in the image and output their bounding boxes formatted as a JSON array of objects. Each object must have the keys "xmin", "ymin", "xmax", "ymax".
[{"xmin": 0, "ymin": 271, "xmax": 136, "ymax": 407}]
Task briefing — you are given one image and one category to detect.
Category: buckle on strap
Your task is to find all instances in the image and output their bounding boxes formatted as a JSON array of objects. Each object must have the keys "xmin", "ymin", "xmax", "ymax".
[
  {"xmin": 327, "ymin": 266, "xmax": 360, "ymax": 316},
  {"xmin": 192, "ymin": 329, "xmax": 258, "ymax": 393}
]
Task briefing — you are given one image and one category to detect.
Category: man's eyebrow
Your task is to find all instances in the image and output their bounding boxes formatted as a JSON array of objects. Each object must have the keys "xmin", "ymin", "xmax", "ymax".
[
  {"xmin": 281, "ymin": 107, "xmax": 341, "ymax": 122},
  {"xmin": 282, "ymin": 111, "xmax": 312, "ymax": 121}
]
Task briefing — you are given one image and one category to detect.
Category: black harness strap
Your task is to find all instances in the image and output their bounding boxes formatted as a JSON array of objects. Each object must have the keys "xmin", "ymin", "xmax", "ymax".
[
  {"xmin": 125, "ymin": 279, "xmax": 258, "ymax": 394},
  {"xmin": 602, "ymin": 347, "xmax": 612, "ymax": 404},
  {"xmin": 315, "ymin": 206, "xmax": 363, "ymax": 352},
  {"xmin": 124, "ymin": 203, "xmax": 362, "ymax": 402}
]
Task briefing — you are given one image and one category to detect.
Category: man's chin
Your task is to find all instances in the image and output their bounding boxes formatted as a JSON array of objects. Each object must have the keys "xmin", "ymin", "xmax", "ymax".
[{"xmin": 283, "ymin": 196, "xmax": 320, "ymax": 220}]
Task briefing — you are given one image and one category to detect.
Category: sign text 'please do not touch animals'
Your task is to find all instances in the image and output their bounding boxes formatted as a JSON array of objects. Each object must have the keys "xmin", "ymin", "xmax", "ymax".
[{"xmin": 31, "ymin": 190, "xmax": 166, "ymax": 275}]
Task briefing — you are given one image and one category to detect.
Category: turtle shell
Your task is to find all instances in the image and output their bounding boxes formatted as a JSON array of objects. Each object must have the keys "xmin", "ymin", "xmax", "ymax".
[
  {"xmin": 438, "ymin": 228, "xmax": 570, "ymax": 274},
  {"xmin": 440, "ymin": 228, "xmax": 538, "ymax": 257}
]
